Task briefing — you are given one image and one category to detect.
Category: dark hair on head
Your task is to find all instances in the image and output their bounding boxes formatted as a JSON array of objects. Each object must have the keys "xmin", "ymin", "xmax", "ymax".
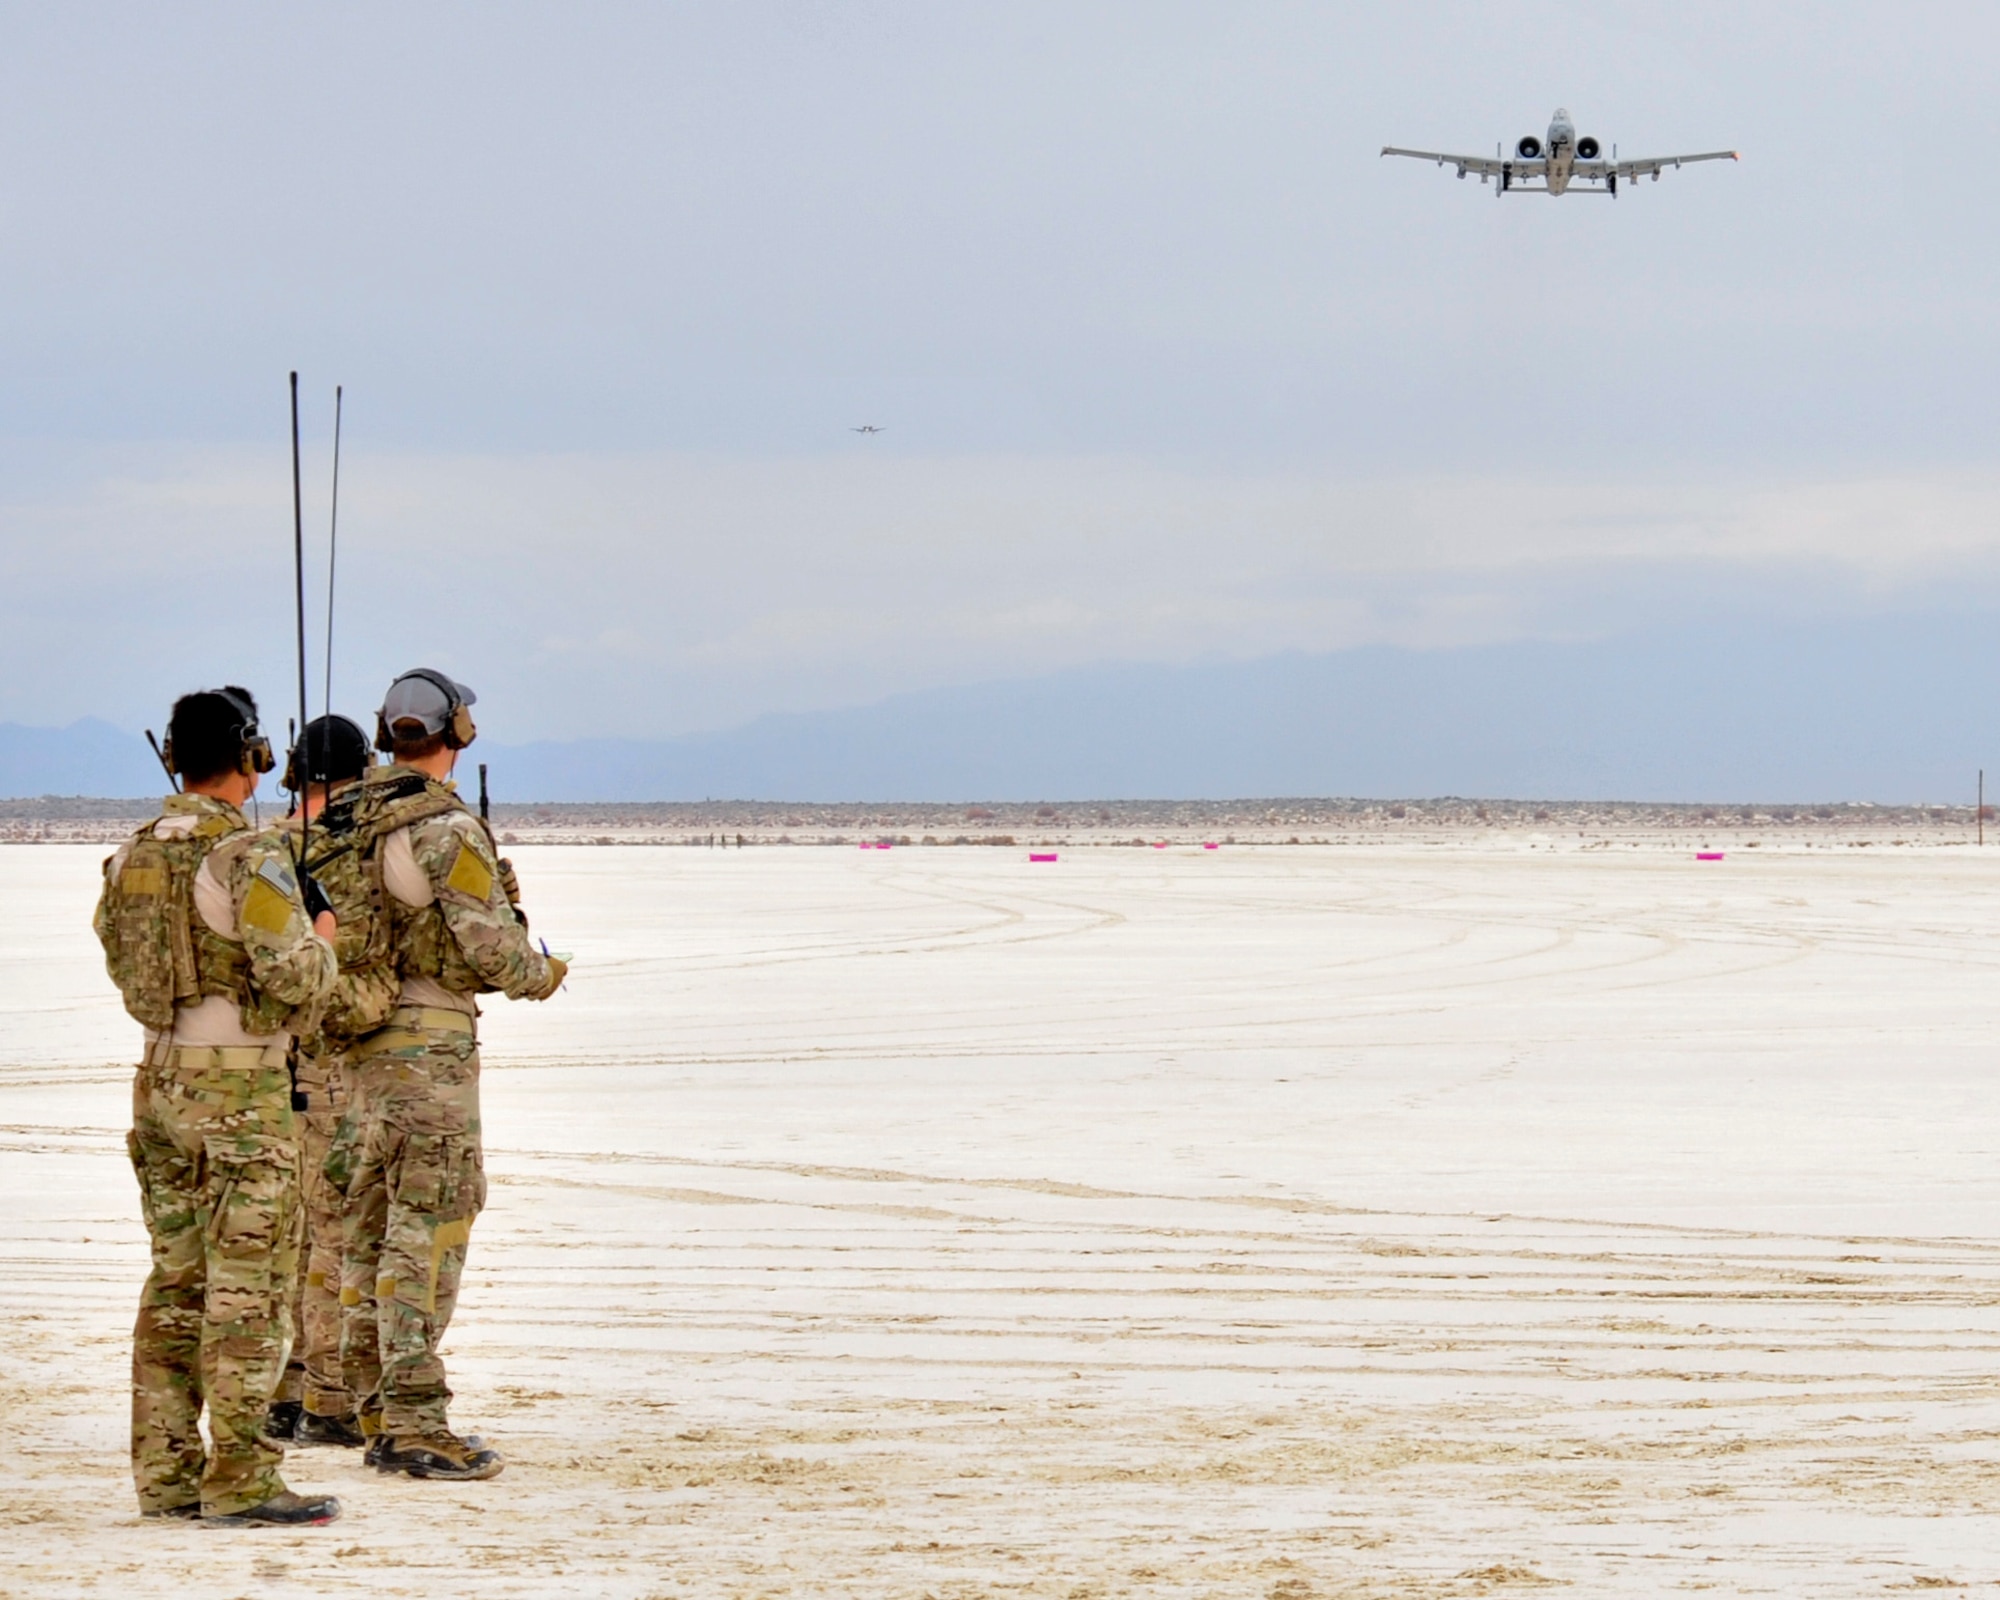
[
  {"xmin": 288, "ymin": 714, "xmax": 372, "ymax": 789},
  {"xmin": 167, "ymin": 686, "xmax": 260, "ymax": 784},
  {"xmin": 390, "ymin": 727, "xmax": 449, "ymax": 763}
]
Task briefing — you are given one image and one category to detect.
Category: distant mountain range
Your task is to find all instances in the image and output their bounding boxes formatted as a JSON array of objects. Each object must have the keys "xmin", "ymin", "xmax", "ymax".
[
  {"xmin": 7, "ymin": 612, "xmax": 1996, "ymax": 804},
  {"xmin": 0, "ymin": 717, "xmax": 168, "ymax": 800}
]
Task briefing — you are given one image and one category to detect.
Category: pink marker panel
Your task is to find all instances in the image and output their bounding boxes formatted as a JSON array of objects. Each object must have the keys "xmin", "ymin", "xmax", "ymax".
[{"xmin": 1696, "ymin": 852, "xmax": 1725, "ymax": 861}]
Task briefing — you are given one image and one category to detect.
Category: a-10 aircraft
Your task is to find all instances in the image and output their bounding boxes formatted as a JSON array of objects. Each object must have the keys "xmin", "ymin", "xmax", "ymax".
[{"xmin": 1382, "ymin": 108, "xmax": 1737, "ymax": 197}]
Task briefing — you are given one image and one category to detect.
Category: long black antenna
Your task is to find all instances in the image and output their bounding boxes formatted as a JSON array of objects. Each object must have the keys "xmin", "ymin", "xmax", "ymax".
[
  {"xmin": 324, "ymin": 384, "xmax": 342, "ymax": 716},
  {"xmin": 289, "ymin": 372, "xmax": 310, "ymax": 802},
  {"xmin": 145, "ymin": 729, "xmax": 180, "ymax": 793}
]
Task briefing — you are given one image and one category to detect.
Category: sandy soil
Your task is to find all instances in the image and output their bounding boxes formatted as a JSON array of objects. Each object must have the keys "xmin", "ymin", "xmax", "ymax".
[{"xmin": 4, "ymin": 839, "xmax": 1999, "ymax": 1595}]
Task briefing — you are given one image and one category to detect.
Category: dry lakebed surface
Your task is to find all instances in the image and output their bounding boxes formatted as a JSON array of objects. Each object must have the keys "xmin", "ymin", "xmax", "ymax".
[{"xmin": 3, "ymin": 820, "xmax": 1999, "ymax": 1595}]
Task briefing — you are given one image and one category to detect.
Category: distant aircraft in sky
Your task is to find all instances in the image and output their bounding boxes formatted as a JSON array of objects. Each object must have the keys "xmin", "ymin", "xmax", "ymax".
[
  {"xmin": 1382, "ymin": 108, "xmax": 1737, "ymax": 197},
  {"xmin": 851, "ymin": 424, "xmax": 885, "ymax": 434}
]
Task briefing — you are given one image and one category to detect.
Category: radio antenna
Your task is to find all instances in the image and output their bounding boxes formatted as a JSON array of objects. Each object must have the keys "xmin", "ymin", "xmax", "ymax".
[
  {"xmin": 145, "ymin": 729, "xmax": 180, "ymax": 793},
  {"xmin": 284, "ymin": 375, "xmax": 323, "ymax": 1121},
  {"xmin": 324, "ymin": 384, "xmax": 342, "ymax": 715},
  {"xmin": 289, "ymin": 372, "xmax": 310, "ymax": 795}
]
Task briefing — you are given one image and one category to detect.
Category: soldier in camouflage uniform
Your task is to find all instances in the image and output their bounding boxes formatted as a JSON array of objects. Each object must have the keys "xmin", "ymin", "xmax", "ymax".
[
  {"xmin": 268, "ymin": 714, "xmax": 394, "ymax": 1449},
  {"xmin": 93, "ymin": 687, "xmax": 343, "ymax": 1526},
  {"xmin": 336, "ymin": 669, "xmax": 565, "ymax": 1481}
]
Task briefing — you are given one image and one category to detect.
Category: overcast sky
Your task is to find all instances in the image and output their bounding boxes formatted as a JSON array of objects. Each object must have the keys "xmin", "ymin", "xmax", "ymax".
[{"xmin": 3, "ymin": 2, "xmax": 1998, "ymax": 744}]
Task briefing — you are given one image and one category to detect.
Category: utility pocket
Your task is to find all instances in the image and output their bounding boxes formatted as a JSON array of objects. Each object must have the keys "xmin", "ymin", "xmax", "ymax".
[
  {"xmin": 204, "ymin": 1133, "xmax": 300, "ymax": 1264},
  {"xmin": 465, "ymin": 1143, "xmax": 488, "ymax": 1218},
  {"xmin": 391, "ymin": 1129, "xmax": 449, "ymax": 1214},
  {"xmin": 128, "ymin": 1124, "xmax": 198, "ymax": 1241}
]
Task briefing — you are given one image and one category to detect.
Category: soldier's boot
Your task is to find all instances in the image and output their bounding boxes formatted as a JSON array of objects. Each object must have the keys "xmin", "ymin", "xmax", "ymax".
[
  {"xmin": 375, "ymin": 1430, "xmax": 503, "ymax": 1481},
  {"xmin": 355, "ymin": 1399, "xmax": 481, "ymax": 1468},
  {"xmin": 141, "ymin": 1503, "xmax": 202, "ymax": 1521},
  {"xmin": 203, "ymin": 1490, "xmax": 343, "ymax": 1527},
  {"xmin": 359, "ymin": 1404, "xmax": 390, "ymax": 1468},
  {"xmin": 262, "ymin": 1400, "xmax": 303, "ymax": 1441},
  {"xmin": 294, "ymin": 1409, "xmax": 367, "ymax": 1448}
]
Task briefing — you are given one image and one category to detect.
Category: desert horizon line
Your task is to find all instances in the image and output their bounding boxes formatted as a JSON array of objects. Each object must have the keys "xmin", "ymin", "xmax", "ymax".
[{"xmin": 0, "ymin": 795, "xmax": 1981, "ymax": 816}]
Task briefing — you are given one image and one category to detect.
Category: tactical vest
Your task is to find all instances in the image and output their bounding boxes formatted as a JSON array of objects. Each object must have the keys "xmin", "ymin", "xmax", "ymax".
[
  {"xmin": 298, "ymin": 790, "xmax": 395, "ymax": 1044},
  {"xmin": 308, "ymin": 769, "xmax": 522, "ymax": 1013},
  {"xmin": 98, "ymin": 806, "xmax": 290, "ymax": 1035}
]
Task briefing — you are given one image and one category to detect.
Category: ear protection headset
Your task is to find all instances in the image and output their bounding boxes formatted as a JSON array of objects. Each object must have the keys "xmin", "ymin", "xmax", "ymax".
[
  {"xmin": 283, "ymin": 714, "xmax": 374, "ymax": 792},
  {"xmin": 160, "ymin": 686, "xmax": 276, "ymax": 778},
  {"xmin": 375, "ymin": 668, "xmax": 478, "ymax": 753}
]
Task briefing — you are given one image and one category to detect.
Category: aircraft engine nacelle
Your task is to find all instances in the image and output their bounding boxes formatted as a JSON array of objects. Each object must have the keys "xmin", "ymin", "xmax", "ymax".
[
  {"xmin": 1516, "ymin": 135, "xmax": 1542, "ymax": 159},
  {"xmin": 1576, "ymin": 136, "xmax": 1600, "ymax": 159}
]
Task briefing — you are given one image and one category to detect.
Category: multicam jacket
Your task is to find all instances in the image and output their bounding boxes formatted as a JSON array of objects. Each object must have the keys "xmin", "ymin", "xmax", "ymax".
[
  {"xmin": 94, "ymin": 791, "xmax": 336, "ymax": 1034},
  {"xmin": 353, "ymin": 764, "xmax": 553, "ymax": 1006},
  {"xmin": 286, "ymin": 799, "xmax": 402, "ymax": 1046}
]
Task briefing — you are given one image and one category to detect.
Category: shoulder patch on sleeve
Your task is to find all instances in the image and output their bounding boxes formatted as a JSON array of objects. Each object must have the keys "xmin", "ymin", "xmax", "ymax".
[
  {"xmin": 256, "ymin": 854, "xmax": 299, "ymax": 898},
  {"xmin": 446, "ymin": 840, "xmax": 495, "ymax": 902},
  {"xmin": 243, "ymin": 876, "xmax": 295, "ymax": 935}
]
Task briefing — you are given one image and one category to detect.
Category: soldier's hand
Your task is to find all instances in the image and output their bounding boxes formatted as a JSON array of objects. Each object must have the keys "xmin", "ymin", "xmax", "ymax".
[
  {"xmin": 534, "ymin": 955, "xmax": 568, "ymax": 999},
  {"xmin": 498, "ymin": 858, "xmax": 528, "ymax": 930},
  {"xmin": 313, "ymin": 910, "xmax": 337, "ymax": 942},
  {"xmin": 302, "ymin": 873, "xmax": 333, "ymax": 921}
]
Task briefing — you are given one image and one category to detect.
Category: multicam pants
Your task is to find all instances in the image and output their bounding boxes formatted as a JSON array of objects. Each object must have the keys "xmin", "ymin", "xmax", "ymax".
[
  {"xmin": 277, "ymin": 1048, "xmax": 350, "ymax": 1416},
  {"xmin": 338, "ymin": 1006, "xmax": 486, "ymax": 1436},
  {"xmin": 127, "ymin": 1045, "xmax": 301, "ymax": 1516}
]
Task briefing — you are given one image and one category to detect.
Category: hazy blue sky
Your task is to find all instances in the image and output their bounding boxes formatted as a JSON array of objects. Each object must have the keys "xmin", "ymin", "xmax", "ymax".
[{"xmin": 3, "ymin": 2, "xmax": 1997, "ymax": 746}]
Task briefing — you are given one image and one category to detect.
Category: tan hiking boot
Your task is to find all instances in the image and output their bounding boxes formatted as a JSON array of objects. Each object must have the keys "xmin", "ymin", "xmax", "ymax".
[{"xmin": 375, "ymin": 1430, "xmax": 503, "ymax": 1481}]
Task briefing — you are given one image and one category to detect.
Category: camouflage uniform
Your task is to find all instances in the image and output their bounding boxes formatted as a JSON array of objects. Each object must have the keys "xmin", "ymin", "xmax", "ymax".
[
  {"xmin": 95, "ymin": 792, "xmax": 336, "ymax": 1516},
  {"xmin": 275, "ymin": 1045, "xmax": 348, "ymax": 1416},
  {"xmin": 278, "ymin": 803, "xmax": 400, "ymax": 1424},
  {"xmin": 334, "ymin": 764, "xmax": 553, "ymax": 1440}
]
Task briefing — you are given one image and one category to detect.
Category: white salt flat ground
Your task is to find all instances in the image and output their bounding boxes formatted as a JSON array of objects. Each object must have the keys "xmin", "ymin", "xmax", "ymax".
[{"xmin": 3, "ymin": 839, "xmax": 1999, "ymax": 1596}]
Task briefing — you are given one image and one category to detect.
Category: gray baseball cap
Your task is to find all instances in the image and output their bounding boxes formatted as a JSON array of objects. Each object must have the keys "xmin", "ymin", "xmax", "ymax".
[{"xmin": 379, "ymin": 668, "xmax": 477, "ymax": 737}]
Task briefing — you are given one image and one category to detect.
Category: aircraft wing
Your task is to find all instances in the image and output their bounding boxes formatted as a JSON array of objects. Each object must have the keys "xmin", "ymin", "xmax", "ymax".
[
  {"xmin": 1380, "ymin": 146, "xmax": 1541, "ymax": 180},
  {"xmin": 1573, "ymin": 150, "xmax": 1738, "ymax": 182}
]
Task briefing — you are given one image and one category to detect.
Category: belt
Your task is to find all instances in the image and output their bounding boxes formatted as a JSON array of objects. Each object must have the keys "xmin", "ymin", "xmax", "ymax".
[
  {"xmin": 143, "ymin": 1041, "xmax": 289, "ymax": 1072},
  {"xmin": 354, "ymin": 1007, "xmax": 477, "ymax": 1058}
]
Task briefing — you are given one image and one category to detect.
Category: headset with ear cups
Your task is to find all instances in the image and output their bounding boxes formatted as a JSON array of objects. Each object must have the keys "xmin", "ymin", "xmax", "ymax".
[
  {"xmin": 160, "ymin": 686, "xmax": 275, "ymax": 778},
  {"xmin": 374, "ymin": 668, "xmax": 478, "ymax": 753},
  {"xmin": 218, "ymin": 686, "xmax": 276, "ymax": 776},
  {"xmin": 283, "ymin": 713, "xmax": 374, "ymax": 793}
]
